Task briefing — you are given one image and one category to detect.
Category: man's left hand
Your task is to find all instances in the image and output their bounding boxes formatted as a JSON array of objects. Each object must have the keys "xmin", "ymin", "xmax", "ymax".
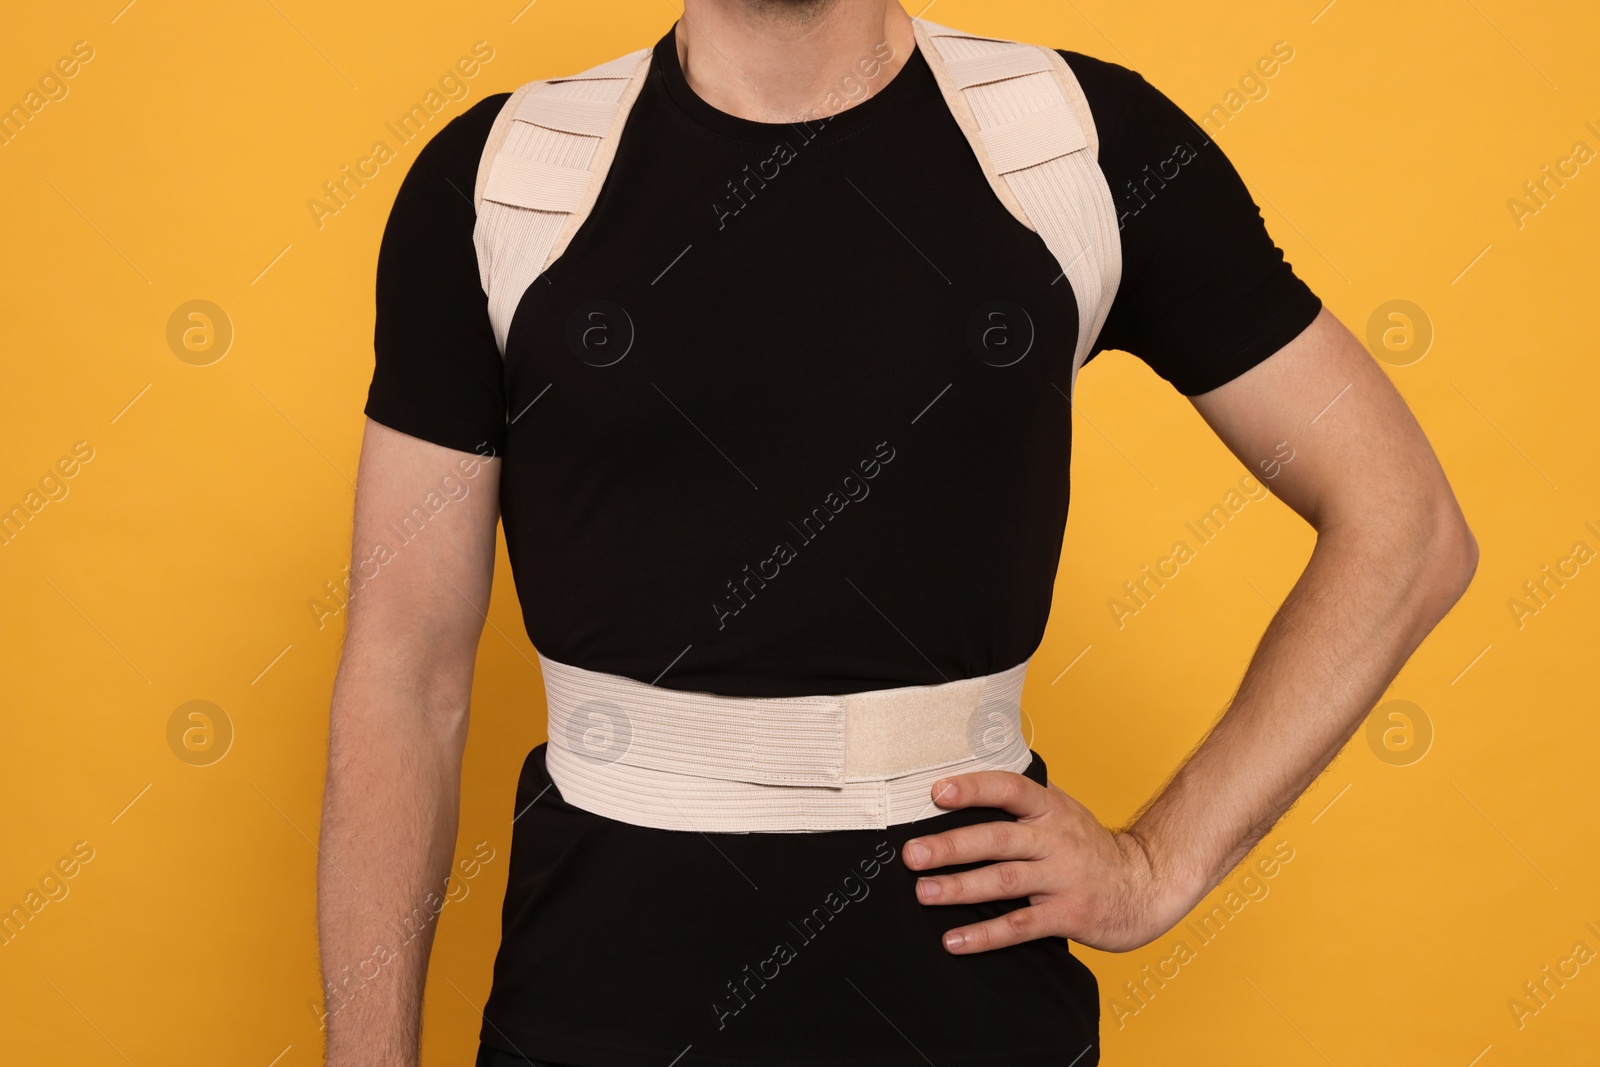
[{"xmin": 901, "ymin": 770, "xmax": 1191, "ymax": 954}]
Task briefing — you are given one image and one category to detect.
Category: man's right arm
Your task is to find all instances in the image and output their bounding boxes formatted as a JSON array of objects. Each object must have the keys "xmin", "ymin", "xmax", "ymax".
[{"xmin": 317, "ymin": 417, "xmax": 501, "ymax": 1067}]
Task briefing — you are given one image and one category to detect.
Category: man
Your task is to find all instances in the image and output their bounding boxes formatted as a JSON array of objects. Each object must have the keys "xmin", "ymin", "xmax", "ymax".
[{"xmin": 317, "ymin": 1, "xmax": 1477, "ymax": 1064}]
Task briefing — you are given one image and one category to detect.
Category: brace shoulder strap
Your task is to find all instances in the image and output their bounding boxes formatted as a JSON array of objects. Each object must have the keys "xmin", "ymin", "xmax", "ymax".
[
  {"xmin": 473, "ymin": 47, "xmax": 653, "ymax": 355},
  {"xmin": 473, "ymin": 28, "xmax": 1121, "ymax": 389},
  {"xmin": 912, "ymin": 18, "xmax": 1122, "ymax": 401}
]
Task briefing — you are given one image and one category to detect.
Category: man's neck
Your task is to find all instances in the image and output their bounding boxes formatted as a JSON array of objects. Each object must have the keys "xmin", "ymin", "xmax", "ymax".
[{"xmin": 676, "ymin": 0, "xmax": 917, "ymax": 123}]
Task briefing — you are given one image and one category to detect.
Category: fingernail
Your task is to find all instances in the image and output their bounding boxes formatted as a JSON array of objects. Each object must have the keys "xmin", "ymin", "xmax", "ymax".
[
  {"xmin": 917, "ymin": 878, "xmax": 940, "ymax": 901},
  {"xmin": 944, "ymin": 931, "xmax": 965, "ymax": 951},
  {"xmin": 932, "ymin": 780, "xmax": 955, "ymax": 801},
  {"xmin": 905, "ymin": 841, "xmax": 929, "ymax": 867}
]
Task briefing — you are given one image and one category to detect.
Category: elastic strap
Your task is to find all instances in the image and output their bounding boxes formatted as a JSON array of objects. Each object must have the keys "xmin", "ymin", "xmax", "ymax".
[
  {"xmin": 472, "ymin": 48, "xmax": 654, "ymax": 355},
  {"xmin": 540, "ymin": 653, "xmax": 1032, "ymax": 833},
  {"xmin": 912, "ymin": 19, "xmax": 1123, "ymax": 401}
]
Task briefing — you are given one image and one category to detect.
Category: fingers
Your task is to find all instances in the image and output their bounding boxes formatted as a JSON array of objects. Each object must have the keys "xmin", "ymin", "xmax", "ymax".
[
  {"xmin": 928, "ymin": 769, "xmax": 1052, "ymax": 819},
  {"xmin": 939, "ymin": 903, "xmax": 1052, "ymax": 954},
  {"xmin": 914, "ymin": 858, "xmax": 1055, "ymax": 907},
  {"xmin": 904, "ymin": 773, "xmax": 1088, "ymax": 955},
  {"xmin": 903, "ymin": 818, "xmax": 1041, "ymax": 872}
]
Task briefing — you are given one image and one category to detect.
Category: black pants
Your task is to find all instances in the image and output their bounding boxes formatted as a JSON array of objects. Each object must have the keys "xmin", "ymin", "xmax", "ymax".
[{"xmin": 474, "ymin": 1044, "xmax": 571, "ymax": 1067}]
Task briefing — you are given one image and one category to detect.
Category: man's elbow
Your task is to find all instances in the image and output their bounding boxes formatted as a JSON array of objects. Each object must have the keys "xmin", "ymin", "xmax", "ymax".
[
  {"xmin": 333, "ymin": 618, "xmax": 480, "ymax": 752},
  {"xmin": 1419, "ymin": 503, "xmax": 1479, "ymax": 616},
  {"xmin": 1334, "ymin": 492, "xmax": 1479, "ymax": 622}
]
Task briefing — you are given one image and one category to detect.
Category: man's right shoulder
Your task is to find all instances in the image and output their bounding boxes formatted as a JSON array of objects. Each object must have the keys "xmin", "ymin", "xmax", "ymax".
[{"xmin": 408, "ymin": 91, "xmax": 512, "ymax": 185}]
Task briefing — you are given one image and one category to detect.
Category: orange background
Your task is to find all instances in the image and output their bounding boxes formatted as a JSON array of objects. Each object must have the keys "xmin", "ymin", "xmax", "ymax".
[{"xmin": 2, "ymin": 1, "xmax": 1597, "ymax": 1064}]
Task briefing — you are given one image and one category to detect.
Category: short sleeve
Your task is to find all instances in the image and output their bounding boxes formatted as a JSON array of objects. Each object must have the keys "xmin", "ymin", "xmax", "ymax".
[
  {"xmin": 364, "ymin": 92, "xmax": 511, "ymax": 456},
  {"xmin": 1061, "ymin": 53, "xmax": 1323, "ymax": 396}
]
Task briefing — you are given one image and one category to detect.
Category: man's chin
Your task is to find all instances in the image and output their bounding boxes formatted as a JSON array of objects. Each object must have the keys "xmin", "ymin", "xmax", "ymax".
[{"xmin": 737, "ymin": 0, "xmax": 844, "ymax": 26}]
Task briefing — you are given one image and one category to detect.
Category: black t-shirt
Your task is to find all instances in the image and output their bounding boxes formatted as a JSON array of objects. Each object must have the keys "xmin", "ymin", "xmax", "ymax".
[{"xmin": 366, "ymin": 24, "xmax": 1320, "ymax": 1067}]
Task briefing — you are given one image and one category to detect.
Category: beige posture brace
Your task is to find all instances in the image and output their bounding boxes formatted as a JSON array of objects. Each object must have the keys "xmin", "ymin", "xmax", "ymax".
[
  {"xmin": 472, "ymin": 18, "xmax": 1122, "ymax": 398},
  {"xmin": 473, "ymin": 20, "xmax": 1118, "ymax": 831}
]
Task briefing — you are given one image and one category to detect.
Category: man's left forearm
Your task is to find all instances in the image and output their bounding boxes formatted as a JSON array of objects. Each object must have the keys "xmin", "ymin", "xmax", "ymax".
[{"xmin": 1118, "ymin": 504, "xmax": 1478, "ymax": 933}]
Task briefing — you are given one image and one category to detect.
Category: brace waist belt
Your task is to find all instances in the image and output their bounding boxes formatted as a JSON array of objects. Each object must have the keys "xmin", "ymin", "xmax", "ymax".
[{"xmin": 539, "ymin": 653, "xmax": 1033, "ymax": 833}]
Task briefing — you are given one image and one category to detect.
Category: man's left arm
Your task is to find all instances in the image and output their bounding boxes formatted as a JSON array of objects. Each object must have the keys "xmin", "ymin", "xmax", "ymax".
[{"xmin": 902, "ymin": 306, "xmax": 1479, "ymax": 953}]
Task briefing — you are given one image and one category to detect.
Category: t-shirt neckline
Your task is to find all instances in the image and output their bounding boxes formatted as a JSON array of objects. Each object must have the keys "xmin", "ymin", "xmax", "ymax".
[{"xmin": 652, "ymin": 21, "xmax": 927, "ymax": 145}]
